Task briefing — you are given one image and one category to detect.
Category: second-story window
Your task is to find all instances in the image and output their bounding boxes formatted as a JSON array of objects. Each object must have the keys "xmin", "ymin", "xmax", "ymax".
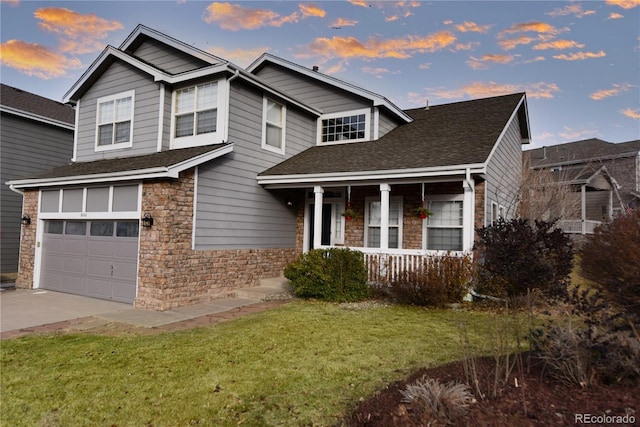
[
  {"xmin": 175, "ymin": 82, "xmax": 217, "ymax": 138},
  {"xmin": 96, "ymin": 90, "xmax": 134, "ymax": 150},
  {"xmin": 262, "ymin": 97, "xmax": 286, "ymax": 154},
  {"xmin": 318, "ymin": 108, "xmax": 370, "ymax": 145}
]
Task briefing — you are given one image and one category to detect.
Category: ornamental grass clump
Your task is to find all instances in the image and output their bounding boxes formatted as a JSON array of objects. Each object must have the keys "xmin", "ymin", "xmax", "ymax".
[{"xmin": 284, "ymin": 248, "xmax": 370, "ymax": 302}]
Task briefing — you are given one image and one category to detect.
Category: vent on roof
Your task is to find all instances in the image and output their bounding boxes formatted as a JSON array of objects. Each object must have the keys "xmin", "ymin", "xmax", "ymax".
[{"xmin": 312, "ymin": 65, "xmax": 319, "ymax": 72}]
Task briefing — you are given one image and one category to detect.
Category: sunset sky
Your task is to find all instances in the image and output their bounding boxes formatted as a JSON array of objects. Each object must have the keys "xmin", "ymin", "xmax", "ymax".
[{"xmin": 1, "ymin": 0, "xmax": 638, "ymax": 149}]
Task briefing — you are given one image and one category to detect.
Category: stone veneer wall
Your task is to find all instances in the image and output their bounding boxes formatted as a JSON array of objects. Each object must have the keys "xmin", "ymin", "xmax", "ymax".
[
  {"xmin": 136, "ymin": 169, "xmax": 298, "ymax": 310},
  {"xmin": 14, "ymin": 190, "xmax": 38, "ymax": 289}
]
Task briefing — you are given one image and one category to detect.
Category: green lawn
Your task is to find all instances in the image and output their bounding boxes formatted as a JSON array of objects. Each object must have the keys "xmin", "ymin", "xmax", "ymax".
[{"xmin": 1, "ymin": 301, "xmax": 496, "ymax": 426}]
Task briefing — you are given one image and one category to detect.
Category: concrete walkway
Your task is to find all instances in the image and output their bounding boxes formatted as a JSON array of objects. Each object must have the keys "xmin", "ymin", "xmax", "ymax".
[{"xmin": 0, "ymin": 278, "xmax": 291, "ymax": 336}]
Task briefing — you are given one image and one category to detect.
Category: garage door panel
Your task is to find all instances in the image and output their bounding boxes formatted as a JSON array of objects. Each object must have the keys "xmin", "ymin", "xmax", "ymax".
[
  {"xmin": 62, "ymin": 274, "xmax": 86, "ymax": 293},
  {"xmin": 86, "ymin": 278, "xmax": 112, "ymax": 298},
  {"xmin": 62, "ymin": 257, "xmax": 86, "ymax": 274},
  {"xmin": 63, "ymin": 239, "xmax": 87, "ymax": 256},
  {"xmin": 111, "ymin": 280, "xmax": 137, "ymax": 303},
  {"xmin": 113, "ymin": 240, "xmax": 138, "ymax": 259},
  {"xmin": 40, "ymin": 271, "xmax": 62, "ymax": 290},
  {"xmin": 113, "ymin": 262, "xmax": 137, "ymax": 280},
  {"xmin": 86, "ymin": 258, "xmax": 113, "ymax": 277},
  {"xmin": 41, "ymin": 253, "xmax": 63, "ymax": 270},
  {"xmin": 41, "ymin": 220, "xmax": 138, "ymax": 304},
  {"xmin": 88, "ymin": 240, "xmax": 115, "ymax": 257}
]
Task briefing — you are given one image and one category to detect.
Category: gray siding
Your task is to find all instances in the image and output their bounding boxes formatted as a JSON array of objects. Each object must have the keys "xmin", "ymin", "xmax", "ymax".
[
  {"xmin": 378, "ymin": 109, "xmax": 401, "ymax": 139},
  {"xmin": 253, "ymin": 63, "xmax": 371, "ymax": 114},
  {"xmin": 75, "ymin": 61, "xmax": 161, "ymax": 161},
  {"xmin": 128, "ymin": 39, "xmax": 210, "ymax": 74},
  {"xmin": 1, "ymin": 113, "xmax": 73, "ymax": 273},
  {"xmin": 194, "ymin": 80, "xmax": 315, "ymax": 250},
  {"xmin": 484, "ymin": 112, "xmax": 524, "ymax": 225}
]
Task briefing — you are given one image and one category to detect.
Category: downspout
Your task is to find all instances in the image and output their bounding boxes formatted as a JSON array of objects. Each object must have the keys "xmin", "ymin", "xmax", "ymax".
[
  {"xmin": 8, "ymin": 184, "xmax": 24, "ymax": 195},
  {"xmin": 462, "ymin": 168, "xmax": 475, "ymax": 252}
]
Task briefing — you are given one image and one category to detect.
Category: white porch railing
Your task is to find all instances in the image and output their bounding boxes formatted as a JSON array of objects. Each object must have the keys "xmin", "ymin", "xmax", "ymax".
[
  {"xmin": 557, "ymin": 219, "xmax": 601, "ymax": 234},
  {"xmin": 320, "ymin": 246, "xmax": 470, "ymax": 283}
]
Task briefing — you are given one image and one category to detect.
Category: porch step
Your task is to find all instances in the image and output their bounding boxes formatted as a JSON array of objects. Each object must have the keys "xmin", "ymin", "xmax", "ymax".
[{"xmin": 234, "ymin": 277, "xmax": 294, "ymax": 301}]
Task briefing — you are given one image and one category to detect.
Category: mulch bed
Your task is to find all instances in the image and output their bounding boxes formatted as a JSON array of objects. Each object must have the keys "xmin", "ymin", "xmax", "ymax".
[{"xmin": 346, "ymin": 354, "xmax": 639, "ymax": 426}]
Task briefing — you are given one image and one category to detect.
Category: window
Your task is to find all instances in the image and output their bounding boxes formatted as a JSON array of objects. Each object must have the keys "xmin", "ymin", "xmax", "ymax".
[
  {"xmin": 96, "ymin": 91, "xmax": 134, "ymax": 150},
  {"xmin": 365, "ymin": 197, "xmax": 402, "ymax": 248},
  {"xmin": 90, "ymin": 221, "xmax": 114, "ymax": 237},
  {"xmin": 262, "ymin": 98, "xmax": 286, "ymax": 154},
  {"xmin": 65, "ymin": 221, "xmax": 86, "ymax": 236},
  {"xmin": 116, "ymin": 221, "xmax": 139, "ymax": 238},
  {"xmin": 45, "ymin": 220, "xmax": 64, "ymax": 234},
  {"xmin": 174, "ymin": 83, "xmax": 217, "ymax": 139},
  {"xmin": 427, "ymin": 199, "xmax": 463, "ymax": 251},
  {"xmin": 319, "ymin": 109, "xmax": 370, "ymax": 144}
]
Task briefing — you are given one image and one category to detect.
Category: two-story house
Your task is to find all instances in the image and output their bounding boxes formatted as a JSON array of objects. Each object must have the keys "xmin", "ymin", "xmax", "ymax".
[
  {"xmin": 8, "ymin": 25, "xmax": 531, "ymax": 310},
  {"xmin": 1, "ymin": 84, "xmax": 75, "ymax": 280},
  {"xmin": 524, "ymin": 138, "xmax": 640, "ymax": 234}
]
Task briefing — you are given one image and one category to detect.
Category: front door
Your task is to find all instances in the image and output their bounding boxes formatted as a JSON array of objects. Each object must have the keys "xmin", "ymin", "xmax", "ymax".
[{"xmin": 309, "ymin": 204, "xmax": 332, "ymax": 249}]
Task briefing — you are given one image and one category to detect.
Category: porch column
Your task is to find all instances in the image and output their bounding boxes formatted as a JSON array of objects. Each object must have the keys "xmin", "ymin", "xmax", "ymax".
[
  {"xmin": 581, "ymin": 184, "xmax": 586, "ymax": 234},
  {"xmin": 313, "ymin": 186, "xmax": 324, "ymax": 248},
  {"xmin": 462, "ymin": 175, "xmax": 475, "ymax": 252},
  {"xmin": 380, "ymin": 184, "xmax": 391, "ymax": 250}
]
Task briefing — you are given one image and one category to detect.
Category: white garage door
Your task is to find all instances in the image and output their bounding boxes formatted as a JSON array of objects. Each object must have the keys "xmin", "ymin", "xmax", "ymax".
[{"xmin": 41, "ymin": 220, "xmax": 139, "ymax": 303}]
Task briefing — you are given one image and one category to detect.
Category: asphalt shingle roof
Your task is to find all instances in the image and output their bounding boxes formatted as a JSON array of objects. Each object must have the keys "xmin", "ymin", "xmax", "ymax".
[
  {"xmin": 20, "ymin": 144, "xmax": 228, "ymax": 181},
  {"xmin": 525, "ymin": 138, "xmax": 640, "ymax": 167},
  {"xmin": 260, "ymin": 93, "xmax": 526, "ymax": 177},
  {"xmin": 1, "ymin": 84, "xmax": 75, "ymax": 125}
]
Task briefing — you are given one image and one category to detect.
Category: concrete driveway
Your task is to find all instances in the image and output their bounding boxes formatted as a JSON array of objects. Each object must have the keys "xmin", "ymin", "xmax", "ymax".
[
  {"xmin": 0, "ymin": 288, "xmax": 130, "ymax": 333},
  {"xmin": 0, "ymin": 288, "xmax": 266, "ymax": 334}
]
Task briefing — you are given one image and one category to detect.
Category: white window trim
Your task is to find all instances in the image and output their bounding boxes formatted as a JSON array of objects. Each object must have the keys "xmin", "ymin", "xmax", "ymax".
[
  {"xmin": 95, "ymin": 90, "xmax": 135, "ymax": 152},
  {"xmin": 423, "ymin": 194, "xmax": 464, "ymax": 252},
  {"xmin": 364, "ymin": 196, "xmax": 403, "ymax": 248},
  {"xmin": 317, "ymin": 108, "xmax": 371, "ymax": 145},
  {"xmin": 262, "ymin": 97, "xmax": 286, "ymax": 155},
  {"xmin": 170, "ymin": 78, "xmax": 226, "ymax": 149}
]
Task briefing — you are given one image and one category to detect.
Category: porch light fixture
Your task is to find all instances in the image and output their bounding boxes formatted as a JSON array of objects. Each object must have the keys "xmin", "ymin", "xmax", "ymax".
[
  {"xmin": 141, "ymin": 213, "xmax": 154, "ymax": 228},
  {"xmin": 21, "ymin": 214, "xmax": 31, "ymax": 226}
]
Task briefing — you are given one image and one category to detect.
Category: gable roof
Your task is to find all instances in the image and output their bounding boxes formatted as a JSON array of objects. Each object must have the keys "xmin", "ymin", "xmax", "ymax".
[
  {"xmin": 248, "ymin": 53, "xmax": 412, "ymax": 123},
  {"xmin": 258, "ymin": 93, "xmax": 528, "ymax": 185},
  {"xmin": 62, "ymin": 26, "xmax": 320, "ymax": 117},
  {"xmin": 7, "ymin": 143, "xmax": 232, "ymax": 189},
  {"xmin": 1, "ymin": 84, "xmax": 75, "ymax": 129},
  {"xmin": 525, "ymin": 138, "xmax": 640, "ymax": 168}
]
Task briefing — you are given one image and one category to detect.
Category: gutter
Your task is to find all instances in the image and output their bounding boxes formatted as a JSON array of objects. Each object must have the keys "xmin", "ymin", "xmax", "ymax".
[{"xmin": 7, "ymin": 144, "xmax": 234, "ymax": 190}]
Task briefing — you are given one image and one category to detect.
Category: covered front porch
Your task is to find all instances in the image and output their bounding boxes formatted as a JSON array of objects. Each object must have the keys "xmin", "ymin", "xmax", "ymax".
[{"xmin": 281, "ymin": 178, "xmax": 483, "ymax": 282}]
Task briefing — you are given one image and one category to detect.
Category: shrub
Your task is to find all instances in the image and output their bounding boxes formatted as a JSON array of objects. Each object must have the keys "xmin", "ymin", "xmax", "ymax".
[
  {"xmin": 580, "ymin": 209, "xmax": 640, "ymax": 316},
  {"xmin": 389, "ymin": 254, "xmax": 473, "ymax": 306},
  {"xmin": 532, "ymin": 286, "xmax": 640, "ymax": 387},
  {"xmin": 474, "ymin": 218, "xmax": 573, "ymax": 298},
  {"xmin": 284, "ymin": 248, "xmax": 370, "ymax": 302},
  {"xmin": 400, "ymin": 376, "xmax": 474, "ymax": 425},
  {"xmin": 531, "ymin": 322, "xmax": 640, "ymax": 387}
]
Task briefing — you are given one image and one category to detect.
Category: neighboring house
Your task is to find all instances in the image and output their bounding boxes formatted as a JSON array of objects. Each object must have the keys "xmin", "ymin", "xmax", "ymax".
[
  {"xmin": 0, "ymin": 84, "xmax": 75, "ymax": 278},
  {"xmin": 524, "ymin": 138, "xmax": 640, "ymax": 234},
  {"xmin": 8, "ymin": 25, "xmax": 530, "ymax": 310}
]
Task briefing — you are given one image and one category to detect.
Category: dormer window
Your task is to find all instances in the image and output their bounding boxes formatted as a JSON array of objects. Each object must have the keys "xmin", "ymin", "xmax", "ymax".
[
  {"xmin": 95, "ymin": 90, "xmax": 134, "ymax": 151},
  {"xmin": 318, "ymin": 108, "xmax": 370, "ymax": 145}
]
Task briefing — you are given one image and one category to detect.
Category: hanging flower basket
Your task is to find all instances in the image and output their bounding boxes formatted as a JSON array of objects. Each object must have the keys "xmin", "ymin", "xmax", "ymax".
[
  {"xmin": 341, "ymin": 207, "xmax": 358, "ymax": 221},
  {"xmin": 414, "ymin": 206, "xmax": 432, "ymax": 219}
]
